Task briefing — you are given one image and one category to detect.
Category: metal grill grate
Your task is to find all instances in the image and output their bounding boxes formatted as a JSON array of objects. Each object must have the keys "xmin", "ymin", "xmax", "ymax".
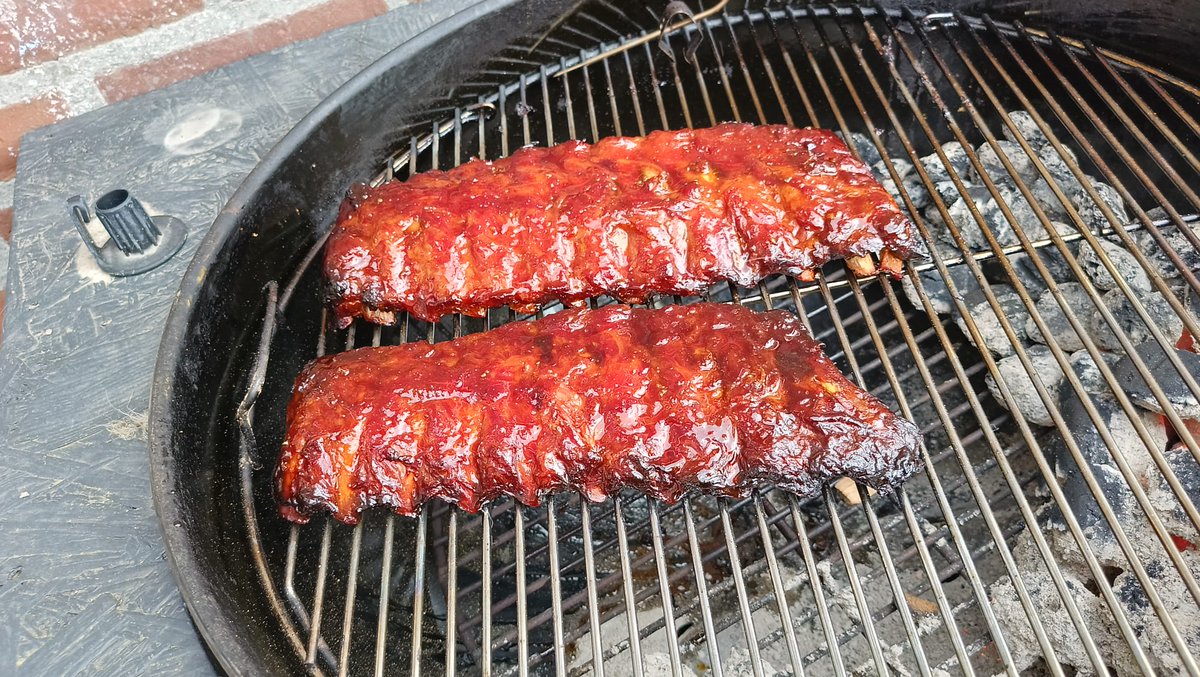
[{"xmin": 239, "ymin": 3, "xmax": 1200, "ymax": 674}]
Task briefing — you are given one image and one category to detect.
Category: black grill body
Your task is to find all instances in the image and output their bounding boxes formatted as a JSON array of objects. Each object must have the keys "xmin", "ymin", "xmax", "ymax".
[{"xmin": 150, "ymin": 2, "xmax": 1200, "ymax": 675}]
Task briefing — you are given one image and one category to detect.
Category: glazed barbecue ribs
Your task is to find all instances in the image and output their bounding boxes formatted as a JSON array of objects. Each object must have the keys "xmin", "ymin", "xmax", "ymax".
[
  {"xmin": 276, "ymin": 304, "xmax": 922, "ymax": 524},
  {"xmin": 325, "ymin": 123, "xmax": 923, "ymax": 325}
]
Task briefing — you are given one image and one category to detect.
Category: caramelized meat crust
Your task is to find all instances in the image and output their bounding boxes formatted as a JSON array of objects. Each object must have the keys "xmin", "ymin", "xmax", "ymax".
[
  {"xmin": 276, "ymin": 304, "xmax": 922, "ymax": 524},
  {"xmin": 325, "ymin": 123, "xmax": 922, "ymax": 325}
]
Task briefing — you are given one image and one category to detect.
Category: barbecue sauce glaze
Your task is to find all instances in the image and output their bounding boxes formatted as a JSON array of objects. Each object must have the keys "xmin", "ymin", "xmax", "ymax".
[
  {"xmin": 325, "ymin": 123, "xmax": 922, "ymax": 325},
  {"xmin": 277, "ymin": 304, "xmax": 922, "ymax": 523}
]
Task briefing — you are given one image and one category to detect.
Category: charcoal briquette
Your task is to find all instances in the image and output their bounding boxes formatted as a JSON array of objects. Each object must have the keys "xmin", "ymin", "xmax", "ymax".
[
  {"xmin": 1077, "ymin": 238, "xmax": 1152, "ymax": 293},
  {"xmin": 1089, "ymin": 288, "xmax": 1183, "ymax": 351},
  {"xmin": 919, "ymin": 141, "xmax": 976, "ymax": 185},
  {"xmin": 1026, "ymin": 283, "xmax": 1093, "ymax": 352},
  {"xmin": 955, "ymin": 283, "xmax": 1031, "ymax": 357},
  {"xmin": 977, "ymin": 138, "xmax": 1040, "ymax": 185},
  {"xmin": 838, "ymin": 130, "xmax": 882, "ymax": 167},
  {"xmin": 985, "ymin": 344, "xmax": 1065, "ymax": 427},
  {"xmin": 1001, "ymin": 110, "xmax": 1050, "ymax": 149},
  {"xmin": 1068, "ymin": 349, "xmax": 1123, "ymax": 396},
  {"xmin": 1112, "ymin": 342, "xmax": 1200, "ymax": 419},
  {"xmin": 901, "ymin": 263, "xmax": 979, "ymax": 315}
]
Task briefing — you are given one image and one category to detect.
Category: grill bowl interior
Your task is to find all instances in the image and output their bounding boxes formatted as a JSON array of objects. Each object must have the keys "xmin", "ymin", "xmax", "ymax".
[{"xmin": 151, "ymin": 1, "xmax": 1200, "ymax": 675}]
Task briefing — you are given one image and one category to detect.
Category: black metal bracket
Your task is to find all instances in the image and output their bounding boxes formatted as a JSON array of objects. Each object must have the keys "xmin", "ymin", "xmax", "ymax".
[{"xmin": 68, "ymin": 190, "xmax": 187, "ymax": 276}]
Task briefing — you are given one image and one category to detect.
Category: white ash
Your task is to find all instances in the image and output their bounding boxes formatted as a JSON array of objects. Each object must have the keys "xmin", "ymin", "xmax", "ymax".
[
  {"xmin": 1068, "ymin": 349, "xmax": 1123, "ymax": 397},
  {"xmin": 815, "ymin": 560, "xmax": 862, "ymax": 623},
  {"xmin": 921, "ymin": 182, "xmax": 966, "ymax": 249},
  {"xmin": 897, "ymin": 178, "xmax": 931, "ymax": 213},
  {"xmin": 1003, "ymin": 252, "xmax": 1054, "ymax": 300},
  {"xmin": 807, "ymin": 560, "xmax": 952, "ymax": 677},
  {"xmin": 954, "ymin": 284, "xmax": 1031, "ymax": 357},
  {"xmin": 567, "ymin": 607, "xmax": 702, "ymax": 676},
  {"xmin": 1026, "ymin": 176, "xmax": 1071, "ymax": 222},
  {"xmin": 985, "ymin": 344, "xmax": 1066, "ymax": 427},
  {"xmin": 711, "ymin": 584, "xmax": 810, "ymax": 675},
  {"xmin": 644, "ymin": 653, "xmax": 698, "ymax": 677},
  {"xmin": 1108, "ymin": 552, "xmax": 1200, "ymax": 674},
  {"xmin": 976, "ymin": 138, "xmax": 1040, "ymax": 185},
  {"xmin": 919, "ymin": 141, "xmax": 977, "ymax": 185},
  {"xmin": 1092, "ymin": 180, "xmax": 1128, "ymax": 225},
  {"xmin": 996, "ymin": 185, "xmax": 1041, "ymax": 240},
  {"xmin": 992, "ymin": 395, "xmax": 1200, "ymax": 676},
  {"xmin": 930, "ymin": 179, "xmax": 963, "ymax": 208},
  {"xmin": 873, "ymin": 157, "xmax": 913, "ymax": 181},
  {"xmin": 901, "ymin": 264, "xmax": 980, "ymax": 315},
  {"xmin": 1001, "ymin": 111, "xmax": 1050, "ymax": 150},
  {"xmin": 1049, "ymin": 140, "xmax": 1078, "ymax": 168},
  {"xmin": 1077, "ymin": 238, "xmax": 1152, "ymax": 294},
  {"xmin": 1025, "ymin": 283, "xmax": 1093, "ymax": 352},
  {"xmin": 988, "ymin": 533, "xmax": 1200, "ymax": 677},
  {"xmin": 724, "ymin": 646, "xmax": 785, "ymax": 677},
  {"xmin": 1146, "ymin": 445, "xmax": 1200, "ymax": 538},
  {"xmin": 928, "ymin": 179, "xmax": 1072, "ymax": 254},
  {"xmin": 987, "ymin": 537, "xmax": 1120, "ymax": 676},
  {"xmin": 1022, "ymin": 217, "xmax": 1078, "ymax": 245},
  {"xmin": 1112, "ymin": 342, "xmax": 1200, "ymax": 419},
  {"xmin": 1024, "ymin": 144, "xmax": 1086, "ymax": 221},
  {"xmin": 1088, "ymin": 289, "xmax": 1183, "ymax": 352},
  {"xmin": 1040, "ymin": 511, "xmax": 1200, "ymax": 675}
]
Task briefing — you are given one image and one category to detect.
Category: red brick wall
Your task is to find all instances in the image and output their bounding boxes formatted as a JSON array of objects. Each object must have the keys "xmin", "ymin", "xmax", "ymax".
[
  {"xmin": 0, "ymin": 0, "xmax": 206, "ymax": 74},
  {"xmin": 0, "ymin": 0, "xmax": 401, "ymax": 342},
  {"xmin": 3, "ymin": 2, "xmax": 398, "ymax": 174},
  {"xmin": 0, "ymin": 0, "xmax": 393, "ymax": 178},
  {"xmin": 97, "ymin": 0, "xmax": 387, "ymax": 102}
]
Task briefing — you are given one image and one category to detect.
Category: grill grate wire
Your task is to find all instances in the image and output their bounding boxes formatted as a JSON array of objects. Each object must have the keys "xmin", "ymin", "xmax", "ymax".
[{"xmin": 235, "ymin": 2, "xmax": 1200, "ymax": 675}]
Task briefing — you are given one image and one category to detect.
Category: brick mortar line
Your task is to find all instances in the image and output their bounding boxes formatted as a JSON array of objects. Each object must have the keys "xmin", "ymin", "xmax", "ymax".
[
  {"xmin": 0, "ymin": 0, "xmax": 344, "ymax": 113},
  {"xmin": 3, "ymin": 0, "xmax": 423, "ymax": 218}
]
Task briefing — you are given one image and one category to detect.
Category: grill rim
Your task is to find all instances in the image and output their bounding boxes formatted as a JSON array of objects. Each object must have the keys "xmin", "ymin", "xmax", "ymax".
[
  {"xmin": 148, "ymin": 2, "xmax": 551, "ymax": 674},
  {"xmin": 147, "ymin": 2, "xmax": 1200, "ymax": 675}
]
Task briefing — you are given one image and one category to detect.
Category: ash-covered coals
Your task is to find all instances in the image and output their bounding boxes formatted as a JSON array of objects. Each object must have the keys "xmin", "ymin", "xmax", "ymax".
[
  {"xmin": 864, "ymin": 122, "xmax": 1200, "ymax": 676},
  {"xmin": 1024, "ymin": 283, "xmax": 1090, "ymax": 351},
  {"xmin": 988, "ymin": 387, "xmax": 1200, "ymax": 675},
  {"xmin": 988, "ymin": 529, "xmax": 1200, "ymax": 676},
  {"xmin": 857, "ymin": 114, "xmax": 1200, "ymax": 446},
  {"xmin": 869, "ymin": 114, "xmax": 1200, "ymax": 674},
  {"xmin": 981, "ymin": 300, "xmax": 1200, "ymax": 676},
  {"xmin": 953, "ymin": 284, "xmax": 1031, "ymax": 358},
  {"xmin": 876, "ymin": 110, "xmax": 1197, "ymax": 428},
  {"xmin": 860, "ymin": 112, "xmax": 1131, "ymax": 264},
  {"xmin": 1078, "ymin": 238, "xmax": 1151, "ymax": 293},
  {"xmin": 984, "ymin": 345, "xmax": 1064, "ymax": 426}
]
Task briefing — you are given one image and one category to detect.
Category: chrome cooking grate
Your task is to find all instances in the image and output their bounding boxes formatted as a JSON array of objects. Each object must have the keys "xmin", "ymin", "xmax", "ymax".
[{"xmin": 239, "ymin": 2, "xmax": 1200, "ymax": 675}]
